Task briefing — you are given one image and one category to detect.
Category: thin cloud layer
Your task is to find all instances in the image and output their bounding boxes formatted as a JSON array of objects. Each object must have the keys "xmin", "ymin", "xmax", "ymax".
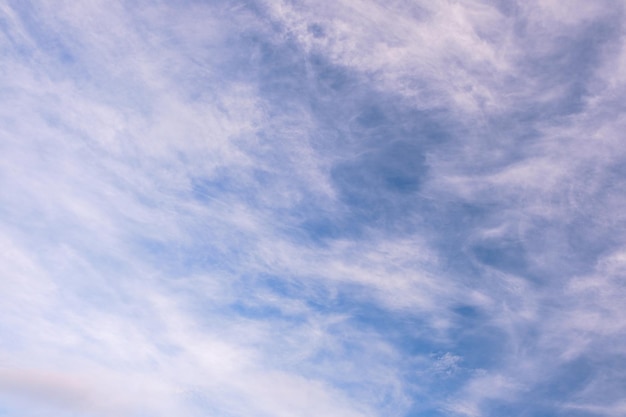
[{"xmin": 1, "ymin": 1, "xmax": 625, "ymax": 416}]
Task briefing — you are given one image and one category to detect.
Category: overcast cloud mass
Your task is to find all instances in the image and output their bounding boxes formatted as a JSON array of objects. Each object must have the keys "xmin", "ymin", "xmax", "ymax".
[{"xmin": 1, "ymin": 0, "xmax": 626, "ymax": 416}]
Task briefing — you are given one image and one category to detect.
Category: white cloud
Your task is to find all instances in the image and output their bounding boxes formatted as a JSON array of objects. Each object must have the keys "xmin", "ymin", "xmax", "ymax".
[{"xmin": 261, "ymin": 0, "xmax": 513, "ymax": 114}]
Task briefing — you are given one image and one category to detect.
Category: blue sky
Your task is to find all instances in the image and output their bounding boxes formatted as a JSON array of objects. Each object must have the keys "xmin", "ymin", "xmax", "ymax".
[{"xmin": 1, "ymin": 0, "xmax": 626, "ymax": 416}]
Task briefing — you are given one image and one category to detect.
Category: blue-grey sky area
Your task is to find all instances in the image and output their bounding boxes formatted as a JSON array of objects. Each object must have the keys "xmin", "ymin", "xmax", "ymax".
[{"xmin": 1, "ymin": 1, "xmax": 626, "ymax": 416}]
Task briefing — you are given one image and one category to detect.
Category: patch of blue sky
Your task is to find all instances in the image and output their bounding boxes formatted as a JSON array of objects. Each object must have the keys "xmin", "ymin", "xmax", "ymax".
[{"xmin": 2, "ymin": 1, "xmax": 74, "ymax": 64}]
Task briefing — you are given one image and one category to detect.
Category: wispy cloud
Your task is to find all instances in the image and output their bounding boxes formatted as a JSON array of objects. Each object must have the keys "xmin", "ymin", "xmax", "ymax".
[{"xmin": 1, "ymin": 1, "xmax": 625, "ymax": 416}]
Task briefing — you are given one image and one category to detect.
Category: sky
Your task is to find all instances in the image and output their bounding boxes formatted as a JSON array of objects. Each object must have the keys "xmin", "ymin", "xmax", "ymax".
[{"xmin": 1, "ymin": 0, "xmax": 626, "ymax": 416}]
